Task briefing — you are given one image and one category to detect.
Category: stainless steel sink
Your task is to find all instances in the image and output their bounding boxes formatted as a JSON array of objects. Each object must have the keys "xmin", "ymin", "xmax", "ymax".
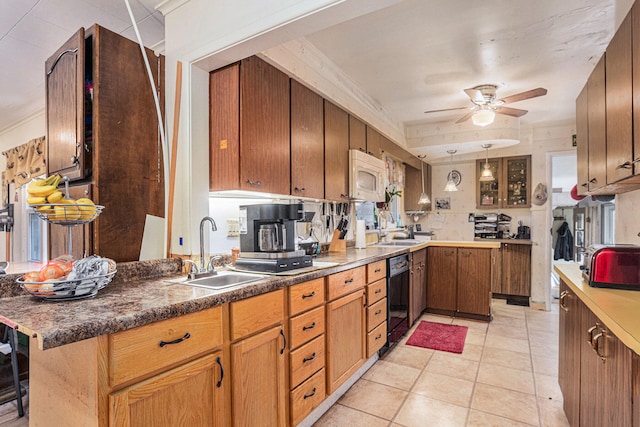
[
  {"xmin": 374, "ymin": 240, "xmax": 421, "ymax": 246},
  {"xmin": 181, "ymin": 271, "xmax": 266, "ymax": 290}
]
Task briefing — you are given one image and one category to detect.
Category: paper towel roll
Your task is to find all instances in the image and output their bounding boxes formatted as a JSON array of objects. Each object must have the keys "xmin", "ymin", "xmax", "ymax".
[{"xmin": 355, "ymin": 220, "xmax": 366, "ymax": 249}]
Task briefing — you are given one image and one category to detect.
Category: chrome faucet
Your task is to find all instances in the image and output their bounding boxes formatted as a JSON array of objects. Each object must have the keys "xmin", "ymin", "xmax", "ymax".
[
  {"xmin": 183, "ymin": 259, "xmax": 198, "ymax": 279},
  {"xmin": 200, "ymin": 216, "xmax": 217, "ymax": 273}
]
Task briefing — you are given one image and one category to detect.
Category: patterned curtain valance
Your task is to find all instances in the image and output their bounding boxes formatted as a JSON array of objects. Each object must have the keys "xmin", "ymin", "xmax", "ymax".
[{"xmin": 2, "ymin": 136, "xmax": 46, "ymax": 188}]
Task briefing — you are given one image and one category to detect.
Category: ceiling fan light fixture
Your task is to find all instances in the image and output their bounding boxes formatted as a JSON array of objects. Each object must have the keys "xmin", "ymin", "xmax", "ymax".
[{"xmin": 472, "ymin": 108, "xmax": 495, "ymax": 126}]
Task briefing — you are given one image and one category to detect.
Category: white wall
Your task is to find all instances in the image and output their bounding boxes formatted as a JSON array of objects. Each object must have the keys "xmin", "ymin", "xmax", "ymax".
[{"xmin": 616, "ymin": 190, "xmax": 640, "ymax": 244}]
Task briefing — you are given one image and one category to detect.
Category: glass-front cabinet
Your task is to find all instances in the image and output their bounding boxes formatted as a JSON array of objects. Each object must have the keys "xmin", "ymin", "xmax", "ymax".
[{"xmin": 476, "ymin": 155, "xmax": 531, "ymax": 209}]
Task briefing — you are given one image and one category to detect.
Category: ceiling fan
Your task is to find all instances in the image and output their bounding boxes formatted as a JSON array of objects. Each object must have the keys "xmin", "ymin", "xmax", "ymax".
[{"xmin": 424, "ymin": 84, "xmax": 548, "ymax": 126}]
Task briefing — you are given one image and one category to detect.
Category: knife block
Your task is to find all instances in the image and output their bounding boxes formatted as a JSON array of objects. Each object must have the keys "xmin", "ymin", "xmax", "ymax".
[{"xmin": 328, "ymin": 230, "xmax": 346, "ymax": 253}]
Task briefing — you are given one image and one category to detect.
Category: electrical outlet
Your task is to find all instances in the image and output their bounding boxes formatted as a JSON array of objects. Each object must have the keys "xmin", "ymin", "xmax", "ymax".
[{"xmin": 227, "ymin": 218, "xmax": 239, "ymax": 237}]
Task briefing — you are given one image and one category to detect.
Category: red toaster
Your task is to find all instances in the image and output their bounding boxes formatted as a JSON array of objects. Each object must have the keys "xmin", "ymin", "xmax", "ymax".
[{"xmin": 582, "ymin": 245, "xmax": 640, "ymax": 290}]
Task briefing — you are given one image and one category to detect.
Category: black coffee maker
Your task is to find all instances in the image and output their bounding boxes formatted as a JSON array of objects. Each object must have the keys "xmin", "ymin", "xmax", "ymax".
[
  {"xmin": 516, "ymin": 221, "xmax": 531, "ymax": 240},
  {"xmin": 237, "ymin": 203, "xmax": 313, "ymax": 273}
]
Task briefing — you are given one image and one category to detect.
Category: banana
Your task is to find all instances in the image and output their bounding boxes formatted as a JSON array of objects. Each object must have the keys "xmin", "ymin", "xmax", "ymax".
[
  {"xmin": 27, "ymin": 196, "xmax": 47, "ymax": 205},
  {"xmin": 27, "ymin": 174, "xmax": 62, "ymax": 198},
  {"xmin": 46, "ymin": 191, "xmax": 64, "ymax": 203}
]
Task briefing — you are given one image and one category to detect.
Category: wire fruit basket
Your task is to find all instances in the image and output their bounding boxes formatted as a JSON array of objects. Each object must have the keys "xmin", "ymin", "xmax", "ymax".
[
  {"xmin": 30, "ymin": 203, "xmax": 104, "ymax": 226},
  {"xmin": 18, "ymin": 270, "xmax": 116, "ymax": 301}
]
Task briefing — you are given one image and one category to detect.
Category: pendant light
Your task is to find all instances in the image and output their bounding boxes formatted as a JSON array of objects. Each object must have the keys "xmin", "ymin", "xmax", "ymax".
[
  {"xmin": 417, "ymin": 155, "xmax": 431, "ymax": 205},
  {"xmin": 444, "ymin": 149, "xmax": 458, "ymax": 192},
  {"xmin": 479, "ymin": 144, "xmax": 495, "ymax": 182}
]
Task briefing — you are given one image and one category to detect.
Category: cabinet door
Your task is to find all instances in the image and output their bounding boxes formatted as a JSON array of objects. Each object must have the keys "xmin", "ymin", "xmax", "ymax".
[
  {"xmin": 602, "ymin": 322, "xmax": 633, "ymax": 427},
  {"xmin": 502, "ymin": 156, "xmax": 531, "ymax": 208},
  {"xmin": 231, "ymin": 325, "xmax": 287, "ymax": 427},
  {"xmin": 239, "ymin": 57, "xmax": 290, "ymax": 194},
  {"xmin": 348, "ymin": 115, "xmax": 366, "ymax": 152},
  {"xmin": 324, "ymin": 100, "xmax": 349, "ymax": 201},
  {"xmin": 46, "ymin": 28, "xmax": 86, "ymax": 181},
  {"xmin": 558, "ymin": 281, "xmax": 581, "ymax": 427},
  {"xmin": 426, "ymin": 247, "xmax": 457, "ymax": 312},
  {"xmin": 291, "ymin": 80, "xmax": 324, "ymax": 199},
  {"xmin": 326, "ymin": 290, "xmax": 366, "ymax": 394},
  {"xmin": 49, "ymin": 184, "xmax": 92, "ymax": 259},
  {"xmin": 408, "ymin": 248, "xmax": 426, "ymax": 325},
  {"xmin": 110, "ymin": 352, "xmax": 226, "ymax": 427},
  {"xmin": 580, "ymin": 307, "xmax": 604, "ymax": 427},
  {"xmin": 606, "ymin": 12, "xmax": 633, "ymax": 184},
  {"xmin": 404, "ymin": 162, "xmax": 431, "ymax": 212},
  {"xmin": 587, "ymin": 56, "xmax": 607, "ymax": 192},
  {"xmin": 365, "ymin": 126, "xmax": 383, "ymax": 158},
  {"xmin": 456, "ymin": 248, "xmax": 491, "ymax": 316},
  {"xmin": 476, "ymin": 158, "xmax": 501, "ymax": 209},
  {"xmin": 633, "ymin": 3, "xmax": 640, "ymax": 179},
  {"xmin": 576, "ymin": 85, "xmax": 590, "ymax": 195},
  {"xmin": 501, "ymin": 243, "xmax": 531, "ymax": 297}
]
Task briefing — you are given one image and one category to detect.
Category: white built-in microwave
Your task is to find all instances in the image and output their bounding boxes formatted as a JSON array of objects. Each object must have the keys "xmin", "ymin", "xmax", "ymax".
[{"xmin": 349, "ymin": 149, "xmax": 385, "ymax": 202}]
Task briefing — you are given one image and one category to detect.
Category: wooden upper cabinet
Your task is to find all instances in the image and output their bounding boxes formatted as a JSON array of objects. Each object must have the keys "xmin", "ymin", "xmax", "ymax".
[
  {"xmin": 576, "ymin": 86, "xmax": 590, "ymax": 195},
  {"xmin": 46, "ymin": 28, "xmax": 86, "ymax": 181},
  {"xmin": 632, "ymin": 3, "xmax": 640, "ymax": 179},
  {"xmin": 606, "ymin": 12, "xmax": 633, "ymax": 184},
  {"xmin": 209, "ymin": 56, "xmax": 290, "ymax": 194},
  {"xmin": 365, "ymin": 126, "xmax": 384, "ymax": 158},
  {"xmin": 404, "ymin": 162, "xmax": 432, "ymax": 212},
  {"xmin": 476, "ymin": 156, "xmax": 530, "ymax": 209},
  {"xmin": 291, "ymin": 80, "xmax": 324, "ymax": 199},
  {"xmin": 349, "ymin": 115, "xmax": 367, "ymax": 152},
  {"xmin": 324, "ymin": 100, "xmax": 350, "ymax": 201},
  {"xmin": 587, "ymin": 56, "xmax": 607, "ymax": 192}
]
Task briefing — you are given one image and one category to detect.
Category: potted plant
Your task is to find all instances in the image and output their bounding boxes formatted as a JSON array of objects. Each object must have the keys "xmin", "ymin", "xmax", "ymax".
[{"xmin": 377, "ymin": 185, "xmax": 402, "ymax": 210}]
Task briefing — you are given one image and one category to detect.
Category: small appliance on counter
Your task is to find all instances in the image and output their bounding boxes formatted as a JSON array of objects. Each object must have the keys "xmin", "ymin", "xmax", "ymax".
[
  {"xmin": 581, "ymin": 245, "xmax": 640, "ymax": 290},
  {"xmin": 237, "ymin": 203, "xmax": 313, "ymax": 273},
  {"xmin": 516, "ymin": 221, "xmax": 531, "ymax": 240}
]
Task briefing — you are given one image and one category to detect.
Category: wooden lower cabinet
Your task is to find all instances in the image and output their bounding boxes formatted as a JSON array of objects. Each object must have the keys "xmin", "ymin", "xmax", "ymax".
[
  {"xmin": 426, "ymin": 246, "xmax": 491, "ymax": 318},
  {"xmin": 109, "ymin": 352, "xmax": 226, "ymax": 427},
  {"xmin": 558, "ymin": 282, "xmax": 581, "ymax": 426},
  {"xmin": 409, "ymin": 248, "xmax": 427, "ymax": 325},
  {"xmin": 231, "ymin": 324, "xmax": 287, "ymax": 427},
  {"xmin": 326, "ymin": 289, "xmax": 366, "ymax": 394},
  {"xmin": 559, "ymin": 279, "xmax": 634, "ymax": 427}
]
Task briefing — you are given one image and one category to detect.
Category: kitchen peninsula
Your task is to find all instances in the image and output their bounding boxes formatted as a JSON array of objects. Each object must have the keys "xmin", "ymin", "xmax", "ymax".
[{"xmin": 0, "ymin": 240, "xmax": 498, "ymax": 427}]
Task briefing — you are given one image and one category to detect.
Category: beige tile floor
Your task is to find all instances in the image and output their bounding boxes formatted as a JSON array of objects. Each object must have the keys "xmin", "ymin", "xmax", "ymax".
[{"xmin": 314, "ymin": 299, "xmax": 570, "ymax": 427}]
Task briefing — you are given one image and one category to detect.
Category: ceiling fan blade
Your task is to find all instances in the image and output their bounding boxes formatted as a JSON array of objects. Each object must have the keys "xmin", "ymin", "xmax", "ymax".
[
  {"xmin": 498, "ymin": 87, "xmax": 547, "ymax": 105},
  {"xmin": 464, "ymin": 88, "xmax": 484, "ymax": 103},
  {"xmin": 455, "ymin": 110, "xmax": 476, "ymax": 123},
  {"xmin": 496, "ymin": 106, "xmax": 528, "ymax": 117},
  {"xmin": 424, "ymin": 106, "xmax": 470, "ymax": 114}
]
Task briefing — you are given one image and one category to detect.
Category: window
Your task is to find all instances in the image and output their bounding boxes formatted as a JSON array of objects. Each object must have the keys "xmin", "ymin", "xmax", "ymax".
[
  {"xmin": 28, "ymin": 212, "xmax": 42, "ymax": 262},
  {"xmin": 601, "ymin": 203, "xmax": 615, "ymax": 245}
]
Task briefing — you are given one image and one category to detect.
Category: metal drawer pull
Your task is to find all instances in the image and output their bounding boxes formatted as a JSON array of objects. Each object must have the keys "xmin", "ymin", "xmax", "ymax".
[
  {"xmin": 375, "ymin": 309, "xmax": 382, "ymax": 316},
  {"xmin": 375, "ymin": 268, "xmax": 382, "ymax": 273},
  {"xmin": 294, "ymin": 187, "xmax": 306, "ymax": 193},
  {"xmin": 345, "ymin": 278, "xmax": 354, "ymax": 284},
  {"xmin": 280, "ymin": 329, "xmax": 286, "ymax": 354},
  {"xmin": 559, "ymin": 291, "xmax": 569, "ymax": 312},
  {"xmin": 302, "ymin": 291, "xmax": 315, "ymax": 299},
  {"xmin": 587, "ymin": 325, "xmax": 598, "ymax": 344},
  {"xmin": 47, "ymin": 48, "xmax": 78, "ymax": 75},
  {"xmin": 589, "ymin": 178, "xmax": 597, "ymax": 184},
  {"xmin": 303, "ymin": 387, "xmax": 317, "ymax": 399},
  {"xmin": 593, "ymin": 331, "xmax": 606, "ymax": 362},
  {"xmin": 303, "ymin": 322, "xmax": 316, "ymax": 331},
  {"xmin": 159, "ymin": 332, "xmax": 191, "ymax": 347},
  {"xmin": 375, "ymin": 334, "xmax": 382, "ymax": 340},
  {"xmin": 215, "ymin": 356, "xmax": 224, "ymax": 388},
  {"xmin": 375, "ymin": 289, "xmax": 382, "ymax": 294},
  {"xmin": 303, "ymin": 352, "xmax": 317, "ymax": 363},
  {"xmin": 616, "ymin": 161, "xmax": 632, "ymax": 170},
  {"xmin": 246, "ymin": 179, "xmax": 262, "ymax": 186}
]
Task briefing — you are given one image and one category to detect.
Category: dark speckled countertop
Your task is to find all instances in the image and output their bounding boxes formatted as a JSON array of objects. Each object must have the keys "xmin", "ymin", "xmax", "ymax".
[{"xmin": 0, "ymin": 247, "xmax": 406, "ymax": 351}]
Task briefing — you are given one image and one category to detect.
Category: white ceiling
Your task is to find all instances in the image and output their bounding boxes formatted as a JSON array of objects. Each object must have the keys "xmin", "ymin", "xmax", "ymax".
[
  {"xmin": 0, "ymin": 0, "xmax": 164, "ymax": 133},
  {"xmin": 0, "ymin": 0, "xmax": 630, "ymax": 172}
]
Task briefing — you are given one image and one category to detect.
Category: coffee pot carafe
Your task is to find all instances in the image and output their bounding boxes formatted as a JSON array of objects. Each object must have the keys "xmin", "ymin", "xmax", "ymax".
[{"xmin": 258, "ymin": 223, "xmax": 286, "ymax": 252}]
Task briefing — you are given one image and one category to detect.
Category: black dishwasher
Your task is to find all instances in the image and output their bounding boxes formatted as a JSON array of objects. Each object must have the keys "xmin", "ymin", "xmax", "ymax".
[{"xmin": 381, "ymin": 254, "xmax": 410, "ymax": 354}]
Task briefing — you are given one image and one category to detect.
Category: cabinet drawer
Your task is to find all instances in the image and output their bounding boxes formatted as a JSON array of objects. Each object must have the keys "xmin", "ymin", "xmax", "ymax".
[
  {"xmin": 109, "ymin": 306, "xmax": 223, "ymax": 386},
  {"xmin": 367, "ymin": 298, "xmax": 387, "ymax": 332},
  {"xmin": 289, "ymin": 278, "xmax": 325, "ymax": 316},
  {"xmin": 289, "ymin": 306, "xmax": 325, "ymax": 349},
  {"xmin": 230, "ymin": 289, "xmax": 285, "ymax": 341},
  {"xmin": 367, "ymin": 278, "xmax": 387, "ymax": 305},
  {"xmin": 289, "ymin": 335, "xmax": 325, "ymax": 389},
  {"xmin": 327, "ymin": 266, "xmax": 366, "ymax": 300},
  {"xmin": 290, "ymin": 368, "xmax": 326, "ymax": 426},
  {"xmin": 367, "ymin": 260, "xmax": 387, "ymax": 283},
  {"xmin": 367, "ymin": 322, "xmax": 387, "ymax": 358}
]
